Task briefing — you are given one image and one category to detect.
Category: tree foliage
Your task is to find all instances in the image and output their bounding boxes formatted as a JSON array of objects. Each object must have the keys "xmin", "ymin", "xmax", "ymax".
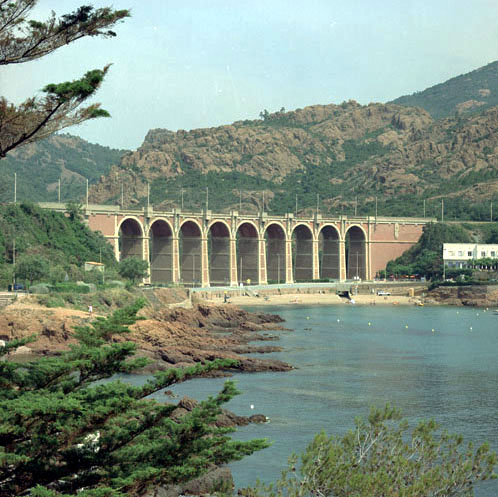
[
  {"xmin": 386, "ymin": 223, "xmax": 472, "ymax": 279},
  {"xmin": 246, "ymin": 404, "xmax": 496, "ymax": 497},
  {"xmin": 0, "ymin": 300, "xmax": 268, "ymax": 496},
  {"xmin": 0, "ymin": 1, "xmax": 130, "ymax": 157},
  {"xmin": 118, "ymin": 256, "xmax": 149, "ymax": 284},
  {"xmin": 15, "ymin": 253, "xmax": 49, "ymax": 285}
]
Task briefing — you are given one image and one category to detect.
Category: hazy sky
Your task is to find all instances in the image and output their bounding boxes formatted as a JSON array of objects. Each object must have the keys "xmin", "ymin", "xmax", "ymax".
[{"xmin": 3, "ymin": 0, "xmax": 498, "ymax": 150}]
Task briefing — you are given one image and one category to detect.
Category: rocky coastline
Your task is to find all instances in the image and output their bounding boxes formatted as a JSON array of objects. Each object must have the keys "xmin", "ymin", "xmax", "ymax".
[
  {"xmin": 0, "ymin": 291, "xmax": 293, "ymax": 374},
  {"xmin": 426, "ymin": 284, "xmax": 498, "ymax": 307}
]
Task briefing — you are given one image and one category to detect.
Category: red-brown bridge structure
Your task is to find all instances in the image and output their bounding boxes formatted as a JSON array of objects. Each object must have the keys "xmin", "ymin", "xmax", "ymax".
[{"xmin": 40, "ymin": 203, "xmax": 433, "ymax": 286}]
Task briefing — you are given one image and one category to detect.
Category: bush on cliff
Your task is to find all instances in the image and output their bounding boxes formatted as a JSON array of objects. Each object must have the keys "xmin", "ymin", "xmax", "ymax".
[
  {"xmin": 0, "ymin": 300, "xmax": 268, "ymax": 496},
  {"xmin": 245, "ymin": 404, "xmax": 496, "ymax": 497},
  {"xmin": 386, "ymin": 223, "xmax": 472, "ymax": 279}
]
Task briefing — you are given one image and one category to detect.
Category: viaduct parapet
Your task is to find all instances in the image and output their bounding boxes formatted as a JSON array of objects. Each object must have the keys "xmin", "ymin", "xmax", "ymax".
[{"xmin": 40, "ymin": 203, "xmax": 433, "ymax": 286}]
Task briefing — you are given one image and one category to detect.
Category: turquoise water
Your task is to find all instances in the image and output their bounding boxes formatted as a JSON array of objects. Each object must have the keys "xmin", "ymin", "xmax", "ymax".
[{"xmin": 155, "ymin": 305, "xmax": 498, "ymax": 495}]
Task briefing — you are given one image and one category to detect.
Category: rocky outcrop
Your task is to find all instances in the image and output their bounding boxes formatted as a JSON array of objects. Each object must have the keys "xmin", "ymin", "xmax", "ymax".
[
  {"xmin": 0, "ymin": 297, "xmax": 292, "ymax": 373},
  {"xmin": 427, "ymin": 285, "xmax": 498, "ymax": 307},
  {"xmin": 90, "ymin": 99, "xmax": 498, "ymax": 211}
]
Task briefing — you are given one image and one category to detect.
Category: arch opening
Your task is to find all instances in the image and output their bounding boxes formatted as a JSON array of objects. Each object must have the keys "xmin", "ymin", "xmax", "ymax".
[
  {"xmin": 208, "ymin": 222, "xmax": 230, "ymax": 286},
  {"xmin": 236, "ymin": 223, "xmax": 258, "ymax": 285},
  {"xmin": 292, "ymin": 225, "xmax": 313, "ymax": 282},
  {"xmin": 265, "ymin": 224, "xmax": 286, "ymax": 284},
  {"xmin": 319, "ymin": 226, "xmax": 340, "ymax": 280},
  {"xmin": 119, "ymin": 218, "xmax": 143, "ymax": 261},
  {"xmin": 180, "ymin": 221, "xmax": 202, "ymax": 287},
  {"xmin": 346, "ymin": 226, "xmax": 366, "ymax": 280},
  {"xmin": 149, "ymin": 220, "xmax": 173, "ymax": 284}
]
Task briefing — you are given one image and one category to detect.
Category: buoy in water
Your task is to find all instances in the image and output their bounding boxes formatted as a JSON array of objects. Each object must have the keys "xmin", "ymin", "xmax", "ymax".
[
  {"xmin": 250, "ymin": 404, "xmax": 254, "ymax": 410},
  {"xmin": 368, "ymin": 322, "xmax": 371, "ymax": 326},
  {"xmin": 405, "ymin": 325, "xmax": 408, "ymax": 329},
  {"xmin": 469, "ymin": 327, "xmax": 473, "ymax": 331},
  {"xmin": 432, "ymin": 328, "xmax": 435, "ymax": 333},
  {"xmin": 337, "ymin": 319, "xmax": 340, "ymax": 323}
]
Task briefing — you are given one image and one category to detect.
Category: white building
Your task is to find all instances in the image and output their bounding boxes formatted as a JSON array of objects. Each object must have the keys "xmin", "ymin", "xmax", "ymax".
[{"xmin": 443, "ymin": 243, "xmax": 498, "ymax": 268}]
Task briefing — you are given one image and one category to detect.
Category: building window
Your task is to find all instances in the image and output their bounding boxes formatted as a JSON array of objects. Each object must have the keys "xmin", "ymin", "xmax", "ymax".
[
  {"xmin": 458, "ymin": 251, "xmax": 463, "ymax": 256},
  {"xmin": 468, "ymin": 251, "xmax": 472, "ymax": 257},
  {"xmin": 449, "ymin": 251, "xmax": 455, "ymax": 256},
  {"xmin": 481, "ymin": 251, "xmax": 486, "ymax": 257},
  {"xmin": 492, "ymin": 251, "xmax": 496, "ymax": 257}
]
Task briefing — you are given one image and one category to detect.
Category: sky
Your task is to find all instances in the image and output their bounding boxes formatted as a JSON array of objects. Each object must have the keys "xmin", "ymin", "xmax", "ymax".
[{"xmin": 2, "ymin": 0, "xmax": 498, "ymax": 150}]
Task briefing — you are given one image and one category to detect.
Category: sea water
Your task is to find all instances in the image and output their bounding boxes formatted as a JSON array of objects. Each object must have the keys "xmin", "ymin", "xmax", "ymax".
[{"xmin": 149, "ymin": 305, "xmax": 498, "ymax": 495}]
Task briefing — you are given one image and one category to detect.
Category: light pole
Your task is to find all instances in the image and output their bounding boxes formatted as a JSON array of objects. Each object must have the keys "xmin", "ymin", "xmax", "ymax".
[{"xmin": 192, "ymin": 254, "xmax": 195, "ymax": 287}]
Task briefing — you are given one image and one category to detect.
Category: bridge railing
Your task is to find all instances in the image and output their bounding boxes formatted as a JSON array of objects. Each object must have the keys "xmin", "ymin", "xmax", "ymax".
[{"xmin": 37, "ymin": 202, "xmax": 435, "ymax": 224}]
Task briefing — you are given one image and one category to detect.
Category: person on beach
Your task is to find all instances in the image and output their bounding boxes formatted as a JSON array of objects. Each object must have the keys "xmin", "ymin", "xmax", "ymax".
[{"xmin": 88, "ymin": 304, "xmax": 93, "ymax": 316}]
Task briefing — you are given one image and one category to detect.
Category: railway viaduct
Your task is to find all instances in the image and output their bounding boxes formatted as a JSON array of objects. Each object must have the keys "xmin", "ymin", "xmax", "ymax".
[{"xmin": 41, "ymin": 203, "xmax": 433, "ymax": 286}]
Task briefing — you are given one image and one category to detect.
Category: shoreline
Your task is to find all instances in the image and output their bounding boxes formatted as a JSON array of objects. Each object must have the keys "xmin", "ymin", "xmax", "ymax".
[{"xmin": 204, "ymin": 293, "xmax": 423, "ymax": 307}]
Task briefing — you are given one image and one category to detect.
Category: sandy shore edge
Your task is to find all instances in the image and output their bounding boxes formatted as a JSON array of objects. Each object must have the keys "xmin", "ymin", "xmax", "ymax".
[{"xmin": 205, "ymin": 293, "xmax": 423, "ymax": 307}]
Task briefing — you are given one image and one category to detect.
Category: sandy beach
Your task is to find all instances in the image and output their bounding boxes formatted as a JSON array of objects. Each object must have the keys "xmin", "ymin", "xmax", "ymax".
[{"xmin": 205, "ymin": 292, "xmax": 421, "ymax": 307}]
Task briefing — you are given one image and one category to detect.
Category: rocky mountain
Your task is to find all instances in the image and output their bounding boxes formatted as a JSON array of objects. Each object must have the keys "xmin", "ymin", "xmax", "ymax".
[
  {"xmin": 0, "ymin": 134, "xmax": 126, "ymax": 203},
  {"xmin": 391, "ymin": 60, "xmax": 498, "ymax": 119},
  {"xmin": 90, "ymin": 99, "xmax": 498, "ymax": 220}
]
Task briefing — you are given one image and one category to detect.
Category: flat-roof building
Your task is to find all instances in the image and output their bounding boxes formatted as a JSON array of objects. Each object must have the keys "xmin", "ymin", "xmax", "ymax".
[{"xmin": 443, "ymin": 243, "xmax": 498, "ymax": 268}]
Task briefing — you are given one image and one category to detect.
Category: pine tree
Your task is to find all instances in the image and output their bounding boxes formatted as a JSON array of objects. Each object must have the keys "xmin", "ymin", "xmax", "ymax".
[
  {"xmin": 0, "ymin": 299, "xmax": 268, "ymax": 496},
  {"xmin": 0, "ymin": 1, "xmax": 130, "ymax": 158},
  {"xmin": 245, "ymin": 404, "xmax": 496, "ymax": 497}
]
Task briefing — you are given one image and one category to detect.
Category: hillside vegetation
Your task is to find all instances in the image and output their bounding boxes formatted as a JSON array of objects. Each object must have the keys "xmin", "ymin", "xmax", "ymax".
[
  {"xmin": 0, "ymin": 202, "xmax": 116, "ymax": 286},
  {"xmin": 391, "ymin": 61, "xmax": 498, "ymax": 119},
  {"xmin": 90, "ymin": 99, "xmax": 498, "ymax": 221},
  {"xmin": 0, "ymin": 134, "xmax": 126, "ymax": 203}
]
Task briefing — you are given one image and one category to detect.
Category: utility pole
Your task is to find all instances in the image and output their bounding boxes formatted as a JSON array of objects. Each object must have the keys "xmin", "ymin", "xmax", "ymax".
[
  {"xmin": 441, "ymin": 199, "xmax": 444, "ymax": 223},
  {"xmin": 58, "ymin": 178, "xmax": 61, "ymax": 203},
  {"xmin": 181, "ymin": 188, "xmax": 184, "ymax": 210},
  {"xmin": 12, "ymin": 234, "xmax": 16, "ymax": 288},
  {"xmin": 375, "ymin": 196, "xmax": 378, "ymax": 222},
  {"xmin": 262, "ymin": 191, "xmax": 265, "ymax": 212},
  {"xmin": 147, "ymin": 183, "xmax": 150, "ymax": 211},
  {"xmin": 354, "ymin": 195, "xmax": 358, "ymax": 216},
  {"xmin": 491, "ymin": 201, "xmax": 493, "ymax": 222},
  {"xmin": 86, "ymin": 179, "xmax": 89, "ymax": 209},
  {"xmin": 316, "ymin": 193, "xmax": 320, "ymax": 214},
  {"xmin": 239, "ymin": 190, "xmax": 242, "ymax": 211},
  {"xmin": 14, "ymin": 172, "xmax": 16, "ymax": 203},
  {"xmin": 295, "ymin": 194, "xmax": 298, "ymax": 216},
  {"xmin": 121, "ymin": 184, "xmax": 124, "ymax": 207},
  {"xmin": 423, "ymin": 199, "xmax": 426, "ymax": 218},
  {"xmin": 206, "ymin": 186, "xmax": 209, "ymax": 211}
]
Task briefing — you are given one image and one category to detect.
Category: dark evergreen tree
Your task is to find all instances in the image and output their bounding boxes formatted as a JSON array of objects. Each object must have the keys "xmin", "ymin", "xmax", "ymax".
[
  {"xmin": 0, "ymin": 300, "xmax": 268, "ymax": 496},
  {"xmin": 0, "ymin": 1, "xmax": 130, "ymax": 158}
]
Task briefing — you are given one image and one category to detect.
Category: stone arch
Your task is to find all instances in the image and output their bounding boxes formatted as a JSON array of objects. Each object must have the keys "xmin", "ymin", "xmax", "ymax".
[
  {"xmin": 118, "ymin": 217, "xmax": 144, "ymax": 262},
  {"xmin": 265, "ymin": 223, "xmax": 286, "ymax": 284},
  {"xmin": 149, "ymin": 219, "xmax": 173, "ymax": 284},
  {"xmin": 345, "ymin": 225, "xmax": 366, "ymax": 280},
  {"xmin": 236, "ymin": 222, "xmax": 259, "ymax": 284},
  {"xmin": 292, "ymin": 224, "xmax": 314, "ymax": 281},
  {"xmin": 180, "ymin": 220, "xmax": 202, "ymax": 286},
  {"xmin": 318, "ymin": 225, "xmax": 341, "ymax": 280},
  {"xmin": 208, "ymin": 221, "xmax": 230, "ymax": 286}
]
